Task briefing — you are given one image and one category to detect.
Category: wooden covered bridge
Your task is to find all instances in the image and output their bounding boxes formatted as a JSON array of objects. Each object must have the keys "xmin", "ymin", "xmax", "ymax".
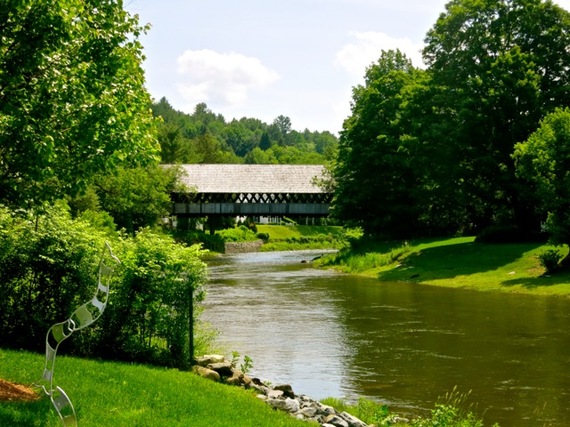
[{"xmin": 170, "ymin": 164, "xmax": 332, "ymax": 219}]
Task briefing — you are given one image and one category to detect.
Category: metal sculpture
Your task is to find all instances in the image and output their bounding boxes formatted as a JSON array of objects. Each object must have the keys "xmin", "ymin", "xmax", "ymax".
[{"xmin": 35, "ymin": 242, "xmax": 120, "ymax": 426}]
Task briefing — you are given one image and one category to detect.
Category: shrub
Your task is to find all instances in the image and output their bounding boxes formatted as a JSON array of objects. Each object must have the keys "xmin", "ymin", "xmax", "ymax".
[
  {"xmin": 93, "ymin": 228, "xmax": 207, "ymax": 369},
  {"xmin": 217, "ymin": 225, "xmax": 258, "ymax": 242},
  {"xmin": 537, "ymin": 249, "xmax": 563, "ymax": 274},
  {"xmin": 256, "ymin": 232, "xmax": 270, "ymax": 242},
  {"xmin": 0, "ymin": 204, "xmax": 209, "ymax": 370},
  {"xmin": 0, "ymin": 204, "xmax": 108, "ymax": 352}
]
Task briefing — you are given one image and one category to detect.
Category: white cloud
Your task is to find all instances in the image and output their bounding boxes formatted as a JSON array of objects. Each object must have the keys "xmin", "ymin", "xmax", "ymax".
[
  {"xmin": 555, "ymin": 0, "xmax": 570, "ymax": 10},
  {"xmin": 176, "ymin": 49, "xmax": 280, "ymax": 107},
  {"xmin": 335, "ymin": 31, "xmax": 425, "ymax": 79}
]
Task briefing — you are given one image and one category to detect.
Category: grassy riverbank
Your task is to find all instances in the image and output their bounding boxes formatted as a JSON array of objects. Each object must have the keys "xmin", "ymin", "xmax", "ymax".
[
  {"xmin": 0, "ymin": 349, "xmax": 308, "ymax": 427},
  {"xmin": 0, "ymin": 348, "xmax": 494, "ymax": 427},
  {"xmin": 214, "ymin": 223, "xmax": 350, "ymax": 251},
  {"xmin": 317, "ymin": 236, "xmax": 570, "ymax": 297},
  {"xmin": 257, "ymin": 224, "xmax": 348, "ymax": 251}
]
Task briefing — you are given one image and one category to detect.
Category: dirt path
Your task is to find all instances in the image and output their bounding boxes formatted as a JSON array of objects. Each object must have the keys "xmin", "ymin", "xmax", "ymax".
[{"xmin": 0, "ymin": 379, "xmax": 40, "ymax": 402}]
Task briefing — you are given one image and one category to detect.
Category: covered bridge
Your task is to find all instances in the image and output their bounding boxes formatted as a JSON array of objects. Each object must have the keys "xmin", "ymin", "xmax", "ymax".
[{"xmin": 170, "ymin": 164, "xmax": 332, "ymax": 218}]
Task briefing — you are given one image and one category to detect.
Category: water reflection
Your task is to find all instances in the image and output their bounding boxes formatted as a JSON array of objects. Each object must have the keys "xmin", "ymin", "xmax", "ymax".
[{"xmin": 203, "ymin": 250, "xmax": 570, "ymax": 426}]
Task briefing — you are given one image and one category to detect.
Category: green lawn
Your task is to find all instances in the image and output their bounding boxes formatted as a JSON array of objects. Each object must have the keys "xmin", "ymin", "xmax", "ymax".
[
  {"xmin": 0, "ymin": 349, "xmax": 309, "ymax": 427},
  {"xmin": 319, "ymin": 236, "xmax": 570, "ymax": 297},
  {"xmin": 256, "ymin": 224, "xmax": 347, "ymax": 251}
]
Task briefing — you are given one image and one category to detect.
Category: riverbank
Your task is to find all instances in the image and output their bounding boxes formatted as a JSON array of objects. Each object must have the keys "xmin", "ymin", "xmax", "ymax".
[
  {"xmin": 316, "ymin": 236, "xmax": 570, "ymax": 297},
  {"xmin": 0, "ymin": 348, "xmax": 490, "ymax": 427},
  {"xmin": 0, "ymin": 348, "xmax": 310, "ymax": 427}
]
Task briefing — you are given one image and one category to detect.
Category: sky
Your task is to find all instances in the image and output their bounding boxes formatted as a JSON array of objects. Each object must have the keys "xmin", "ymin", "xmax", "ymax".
[{"xmin": 125, "ymin": 0, "xmax": 570, "ymax": 134}]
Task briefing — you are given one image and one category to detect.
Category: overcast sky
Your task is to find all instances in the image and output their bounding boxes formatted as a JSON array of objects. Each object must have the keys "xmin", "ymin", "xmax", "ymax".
[{"xmin": 125, "ymin": 0, "xmax": 570, "ymax": 134}]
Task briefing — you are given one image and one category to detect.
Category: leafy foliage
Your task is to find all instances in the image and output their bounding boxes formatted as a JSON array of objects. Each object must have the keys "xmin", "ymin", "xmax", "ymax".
[
  {"xmin": 0, "ymin": 204, "xmax": 208, "ymax": 369},
  {"xmin": 152, "ymin": 98, "xmax": 338, "ymax": 165},
  {"xmin": 333, "ymin": 50, "xmax": 431, "ymax": 238},
  {"xmin": 333, "ymin": 0, "xmax": 570, "ymax": 241},
  {"xmin": 0, "ymin": 0, "xmax": 160, "ymax": 209},
  {"xmin": 537, "ymin": 249, "xmax": 563, "ymax": 274},
  {"xmin": 513, "ymin": 108, "xmax": 570, "ymax": 248},
  {"xmin": 98, "ymin": 228, "xmax": 206, "ymax": 368},
  {"xmin": 90, "ymin": 165, "xmax": 186, "ymax": 233}
]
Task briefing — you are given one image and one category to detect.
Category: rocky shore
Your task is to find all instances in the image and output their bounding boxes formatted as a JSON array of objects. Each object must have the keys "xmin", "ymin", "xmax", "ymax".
[
  {"xmin": 193, "ymin": 354, "xmax": 407, "ymax": 427},
  {"xmin": 224, "ymin": 240, "xmax": 264, "ymax": 253}
]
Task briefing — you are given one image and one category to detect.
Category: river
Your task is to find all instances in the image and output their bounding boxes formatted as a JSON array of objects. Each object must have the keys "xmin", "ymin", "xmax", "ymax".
[{"xmin": 202, "ymin": 250, "xmax": 570, "ymax": 426}]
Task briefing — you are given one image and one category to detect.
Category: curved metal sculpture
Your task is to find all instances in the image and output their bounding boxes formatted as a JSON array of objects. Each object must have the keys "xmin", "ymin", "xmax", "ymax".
[{"xmin": 35, "ymin": 242, "xmax": 120, "ymax": 427}]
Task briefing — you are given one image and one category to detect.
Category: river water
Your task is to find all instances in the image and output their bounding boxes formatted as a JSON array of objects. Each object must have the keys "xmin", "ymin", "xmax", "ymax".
[{"xmin": 202, "ymin": 250, "xmax": 570, "ymax": 426}]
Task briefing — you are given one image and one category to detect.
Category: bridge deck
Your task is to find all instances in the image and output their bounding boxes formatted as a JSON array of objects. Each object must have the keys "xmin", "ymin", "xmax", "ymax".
[{"xmin": 169, "ymin": 164, "xmax": 331, "ymax": 217}]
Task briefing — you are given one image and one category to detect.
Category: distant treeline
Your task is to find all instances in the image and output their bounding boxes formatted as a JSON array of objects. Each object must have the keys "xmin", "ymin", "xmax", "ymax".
[{"xmin": 152, "ymin": 98, "xmax": 338, "ymax": 165}]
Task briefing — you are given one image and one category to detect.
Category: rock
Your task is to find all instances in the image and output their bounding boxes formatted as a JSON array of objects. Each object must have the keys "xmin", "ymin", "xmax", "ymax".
[
  {"xmin": 225, "ymin": 370, "xmax": 244, "ymax": 385},
  {"xmin": 317, "ymin": 403, "xmax": 336, "ymax": 416},
  {"xmin": 192, "ymin": 365, "xmax": 220, "ymax": 382},
  {"xmin": 340, "ymin": 411, "xmax": 367, "ymax": 427},
  {"xmin": 242, "ymin": 374, "xmax": 253, "ymax": 387},
  {"xmin": 207, "ymin": 361, "xmax": 234, "ymax": 377},
  {"xmin": 195, "ymin": 354, "xmax": 225, "ymax": 367},
  {"xmin": 274, "ymin": 384, "xmax": 295, "ymax": 398},
  {"xmin": 267, "ymin": 389, "xmax": 284, "ymax": 399},
  {"xmin": 268, "ymin": 398, "xmax": 289, "ymax": 411},
  {"xmin": 324, "ymin": 414, "xmax": 349, "ymax": 427},
  {"xmin": 300, "ymin": 406, "xmax": 318, "ymax": 418},
  {"xmin": 284, "ymin": 397, "xmax": 300, "ymax": 413},
  {"xmin": 251, "ymin": 377, "xmax": 265, "ymax": 386}
]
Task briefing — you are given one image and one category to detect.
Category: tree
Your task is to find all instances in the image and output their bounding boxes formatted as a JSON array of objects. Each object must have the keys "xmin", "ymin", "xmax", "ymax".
[
  {"xmin": 513, "ymin": 108, "xmax": 570, "ymax": 255},
  {"xmin": 0, "ymin": 0, "xmax": 159, "ymax": 209},
  {"xmin": 269, "ymin": 115, "xmax": 293, "ymax": 146},
  {"xmin": 333, "ymin": 50, "xmax": 427, "ymax": 238},
  {"xmin": 423, "ymin": 0, "xmax": 570, "ymax": 232},
  {"xmin": 223, "ymin": 120, "xmax": 258, "ymax": 157},
  {"xmin": 258, "ymin": 131, "xmax": 272, "ymax": 151},
  {"xmin": 92, "ymin": 165, "xmax": 184, "ymax": 233}
]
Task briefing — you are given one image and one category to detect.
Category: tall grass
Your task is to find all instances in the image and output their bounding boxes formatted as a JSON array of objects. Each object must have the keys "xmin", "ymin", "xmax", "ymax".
[
  {"xmin": 319, "ymin": 241, "xmax": 411, "ymax": 273},
  {"xmin": 412, "ymin": 387, "xmax": 498, "ymax": 427}
]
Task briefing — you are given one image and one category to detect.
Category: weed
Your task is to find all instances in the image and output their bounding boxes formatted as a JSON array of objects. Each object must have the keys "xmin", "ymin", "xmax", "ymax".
[
  {"xmin": 411, "ymin": 387, "xmax": 498, "ymax": 427},
  {"xmin": 230, "ymin": 351, "xmax": 253, "ymax": 374}
]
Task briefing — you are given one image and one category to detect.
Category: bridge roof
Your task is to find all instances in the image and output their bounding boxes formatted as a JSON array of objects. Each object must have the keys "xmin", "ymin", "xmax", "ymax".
[{"xmin": 173, "ymin": 164, "xmax": 328, "ymax": 194}]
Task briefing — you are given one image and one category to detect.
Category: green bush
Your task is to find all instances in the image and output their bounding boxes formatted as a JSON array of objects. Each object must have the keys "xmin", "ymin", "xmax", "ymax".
[
  {"xmin": 537, "ymin": 249, "xmax": 563, "ymax": 274},
  {"xmin": 216, "ymin": 225, "xmax": 258, "ymax": 242},
  {"xmin": 0, "ymin": 204, "xmax": 209, "ymax": 370},
  {"xmin": 0, "ymin": 204, "xmax": 107, "ymax": 352},
  {"xmin": 94, "ymin": 229, "xmax": 207, "ymax": 369},
  {"xmin": 174, "ymin": 230, "xmax": 225, "ymax": 253},
  {"xmin": 256, "ymin": 232, "xmax": 270, "ymax": 242}
]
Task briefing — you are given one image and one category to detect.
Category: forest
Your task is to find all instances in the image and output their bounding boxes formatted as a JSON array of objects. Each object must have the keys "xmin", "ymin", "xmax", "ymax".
[
  {"xmin": 152, "ymin": 98, "xmax": 338, "ymax": 165},
  {"xmin": 332, "ymin": 0, "xmax": 570, "ymax": 254}
]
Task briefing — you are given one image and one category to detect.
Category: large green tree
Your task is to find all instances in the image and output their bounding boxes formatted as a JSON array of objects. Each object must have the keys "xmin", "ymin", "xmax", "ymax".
[
  {"xmin": 423, "ymin": 0, "xmax": 570, "ymax": 231},
  {"xmin": 0, "ymin": 0, "xmax": 159, "ymax": 209},
  {"xmin": 91, "ymin": 165, "xmax": 185, "ymax": 233},
  {"xmin": 333, "ymin": 50, "xmax": 428, "ymax": 238},
  {"xmin": 513, "ymin": 108, "xmax": 570, "ymax": 251}
]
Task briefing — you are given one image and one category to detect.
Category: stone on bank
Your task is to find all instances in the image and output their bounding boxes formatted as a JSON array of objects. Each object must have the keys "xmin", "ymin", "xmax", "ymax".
[{"xmin": 192, "ymin": 354, "xmax": 377, "ymax": 427}]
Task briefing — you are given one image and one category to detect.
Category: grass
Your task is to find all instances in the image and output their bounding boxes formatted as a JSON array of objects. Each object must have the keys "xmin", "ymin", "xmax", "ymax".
[
  {"xmin": 0, "ymin": 349, "xmax": 310, "ymax": 427},
  {"xmin": 256, "ymin": 224, "xmax": 348, "ymax": 251},
  {"xmin": 318, "ymin": 236, "xmax": 570, "ymax": 297}
]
